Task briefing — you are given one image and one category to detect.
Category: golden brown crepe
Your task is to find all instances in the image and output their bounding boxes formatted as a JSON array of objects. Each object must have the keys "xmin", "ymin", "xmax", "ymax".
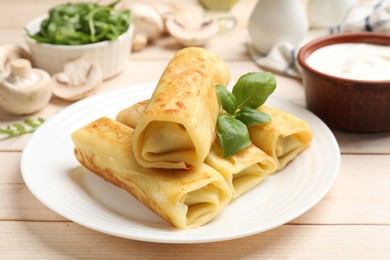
[
  {"xmin": 117, "ymin": 100, "xmax": 277, "ymax": 199},
  {"xmin": 132, "ymin": 47, "xmax": 230, "ymax": 169},
  {"xmin": 71, "ymin": 117, "xmax": 232, "ymax": 229},
  {"xmin": 116, "ymin": 99, "xmax": 150, "ymax": 129},
  {"xmin": 248, "ymin": 106, "xmax": 313, "ymax": 170},
  {"xmin": 205, "ymin": 141, "xmax": 277, "ymax": 198}
]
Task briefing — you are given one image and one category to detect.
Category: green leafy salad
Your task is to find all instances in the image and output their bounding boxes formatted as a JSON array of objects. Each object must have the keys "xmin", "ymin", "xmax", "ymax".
[
  {"xmin": 215, "ymin": 72, "xmax": 276, "ymax": 158},
  {"xmin": 27, "ymin": 0, "xmax": 130, "ymax": 45}
]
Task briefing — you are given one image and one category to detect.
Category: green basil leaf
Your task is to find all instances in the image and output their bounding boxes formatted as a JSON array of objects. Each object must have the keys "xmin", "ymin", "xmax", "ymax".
[
  {"xmin": 215, "ymin": 84, "xmax": 238, "ymax": 114},
  {"xmin": 217, "ymin": 114, "xmax": 252, "ymax": 158},
  {"xmin": 236, "ymin": 106, "xmax": 271, "ymax": 126},
  {"xmin": 232, "ymin": 72, "xmax": 276, "ymax": 109}
]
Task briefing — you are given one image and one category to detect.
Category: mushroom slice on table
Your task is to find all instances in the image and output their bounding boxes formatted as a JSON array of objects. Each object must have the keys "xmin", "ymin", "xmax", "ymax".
[
  {"xmin": 0, "ymin": 44, "xmax": 30, "ymax": 80},
  {"xmin": 152, "ymin": 3, "xmax": 179, "ymax": 34},
  {"xmin": 0, "ymin": 58, "xmax": 51, "ymax": 115},
  {"xmin": 52, "ymin": 58, "xmax": 102, "ymax": 101},
  {"xmin": 132, "ymin": 34, "xmax": 149, "ymax": 53},
  {"xmin": 166, "ymin": 12, "xmax": 219, "ymax": 47}
]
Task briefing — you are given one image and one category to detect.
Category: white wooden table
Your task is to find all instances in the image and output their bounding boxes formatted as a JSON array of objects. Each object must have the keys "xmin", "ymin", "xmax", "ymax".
[{"xmin": 1, "ymin": 0, "xmax": 390, "ymax": 258}]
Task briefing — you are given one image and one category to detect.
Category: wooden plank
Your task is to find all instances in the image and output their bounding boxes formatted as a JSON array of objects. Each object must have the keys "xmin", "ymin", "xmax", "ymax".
[
  {"xmin": 291, "ymin": 154, "xmax": 390, "ymax": 224},
  {"xmin": 1, "ymin": 222, "xmax": 389, "ymax": 258},
  {"xmin": 0, "ymin": 184, "xmax": 66, "ymax": 221},
  {"xmin": 0, "ymin": 28, "xmax": 26, "ymax": 47},
  {"xmin": 334, "ymin": 131, "xmax": 390, "ymax": 154},
  {"xmin": 0, "ymin": 152, "xmax": 23, "ymax": 184}
]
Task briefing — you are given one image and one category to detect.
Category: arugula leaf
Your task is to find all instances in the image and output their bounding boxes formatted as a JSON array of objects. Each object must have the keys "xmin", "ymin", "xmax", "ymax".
[
  {"xmin": 215, "ymin": 84, "xmax": 237, "ymax": 114},
  {"xmin": 217, "ymin": 115, "xmax": 252, "ymax": 158},
  {"xmin": 27, "ymin": 1, "xmax": 130, "ymax": 45},
  {"xmin": 235, "ymin": 106, "xmax": 271, "ymax": 126},
  {"xmin": 0, "ymin": 118, "xmax": 45, "ymax": 139},
  {"xmin": 232, "ymin": 72, "xmax": 276, "ymax": 109}
]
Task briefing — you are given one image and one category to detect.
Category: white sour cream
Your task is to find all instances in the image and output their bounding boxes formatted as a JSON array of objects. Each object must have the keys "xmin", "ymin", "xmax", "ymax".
[{"xmin": 306, "ymin": 43, "xmax": 390, "ymax": 81}]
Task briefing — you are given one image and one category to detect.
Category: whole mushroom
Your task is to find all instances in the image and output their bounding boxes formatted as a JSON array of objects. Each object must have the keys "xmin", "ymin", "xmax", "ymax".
[
  {"xmin": 151, "ymin": 3, "xmax": 179, "ymax": 34},
  {"xmin": 165, "ymin": 11, "xmax": 218, "ymax": 47},
  {"xmin": 51, "ymin": 58, "xmax": 102, "ymax": 101},
  {"xmin": 127, "ymin": 3, "xmax": 165, "ymax": 52},
  {"xmin": 0, "ymin": 58, "xmax": 52, "ymax": 115}
]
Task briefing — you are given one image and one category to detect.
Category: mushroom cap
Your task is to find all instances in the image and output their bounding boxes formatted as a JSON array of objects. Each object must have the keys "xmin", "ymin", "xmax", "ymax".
[
  {"xmin": 51, "ymin": 58, "xmax": 103, "ymax": 101},
  {"xmin": 128, "ymin": 3, "xmax": 164, "ymax": 41},
  {"xmin": 151, "ymin": 3, "xmax": 180, "ymax": 34},
  {"xmin": 165, "ymin": 14, "xmax": 218, "ymax": 47}
]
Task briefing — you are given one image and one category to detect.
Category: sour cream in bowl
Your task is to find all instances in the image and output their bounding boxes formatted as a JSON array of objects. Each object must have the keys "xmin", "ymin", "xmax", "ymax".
[
  {"xmin": 306, "ymin": 43, "xmax": 390, "ymax": 81},
  {"xmin": 297, "ymin": 32, "xmax": 390, "ymax": 133}
]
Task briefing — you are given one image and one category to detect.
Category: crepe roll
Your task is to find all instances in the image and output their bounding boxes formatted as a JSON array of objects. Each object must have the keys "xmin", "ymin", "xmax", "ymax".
[
  {"xmin": 117, "ymin": 100, "xmax": 277, "ymax": 199},
  {"xmin": 248, "ymin": 106, "xmax": 313, "ymax": 170},
  {"xmin": 116, "ymin": 99, "xmax": 150, "ymax": 129},
  {"xmin": 71, "ymin": 117, "xmax": 232, "ymax": 229},
  {"xmin": 132, "ymin": 47, "xmax": 230, "ymax": 169},
  {"xmin": 205, "ymin": 141, "xmax": 277, "ymax": 198}
]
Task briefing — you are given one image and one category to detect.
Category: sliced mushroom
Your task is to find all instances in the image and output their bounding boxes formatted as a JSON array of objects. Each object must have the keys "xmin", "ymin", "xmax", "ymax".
[
  {"xmin": 0, "ymin": 44, "xmax": 30, "ymax": 80},
  {"xmin": 51, "ymin": 58, "xmax": 102, "ymax": 101},
  {"xmin": 152, "ymin": 3, "xmax": 179, "ymax": 34},
  {"xmin": 126, "ymin": 3, "xmax": 165, "ymax": 52},
  {"xmin": 165, "ymin": 12, "xmax": 218, "ymax": 47},
  {"xmin": 0, "ymin": 58, "xmax": 52, "ymax": 115},
  {"xmin": 132, "ymin": 33, "xmax": 148, "ymax": 52}
]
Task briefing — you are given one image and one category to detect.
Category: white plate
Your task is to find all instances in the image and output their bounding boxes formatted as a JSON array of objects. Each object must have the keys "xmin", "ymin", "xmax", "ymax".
[{"xmin": 21, "ymin": 82, "xmax": 340, "ymax": 244}]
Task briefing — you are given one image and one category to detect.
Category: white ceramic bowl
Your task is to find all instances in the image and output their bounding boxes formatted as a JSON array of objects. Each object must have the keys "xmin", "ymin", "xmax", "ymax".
[{"xmin": 24, "ymin": 16, "xmax": 133, "ymax": 80}]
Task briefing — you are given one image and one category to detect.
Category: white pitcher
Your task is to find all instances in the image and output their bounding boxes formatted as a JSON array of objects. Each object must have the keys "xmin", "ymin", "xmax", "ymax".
[
  {"xmin": 248, "ymin": 0, "xmax": 308, "ymax": 55},
  {"xmin": 307, "ymin": 0, "xmax": 357, "ymax": 29}
]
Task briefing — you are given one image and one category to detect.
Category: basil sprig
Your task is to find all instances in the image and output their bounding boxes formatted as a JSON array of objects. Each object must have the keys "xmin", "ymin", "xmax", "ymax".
[{"xmin": 216, "ymin": 72, "xmax": 276, "ymax": 158}]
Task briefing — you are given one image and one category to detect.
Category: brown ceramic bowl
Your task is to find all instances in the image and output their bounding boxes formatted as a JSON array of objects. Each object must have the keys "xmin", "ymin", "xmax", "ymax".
[{"xmin": 298, "ymin": 32, "xmax": 390, "ymax": 133}]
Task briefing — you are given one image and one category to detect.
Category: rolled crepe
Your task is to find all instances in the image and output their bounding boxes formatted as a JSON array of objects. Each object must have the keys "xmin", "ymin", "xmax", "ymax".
[
  {"xmin": 117, "ymin": 101, "xmax": 277, "ymax": 199},
  {"xmin": 248, "ymin": 106, "xmax": 313, "ymax": 170},
  {"xmin": 132, "ymin": 47, "xmax": 230, "ymax": 169},
  {"xmin": 116, "ymin": 99, "xmax": 150, "ymax": 129},
  {"xmin": 205, "ymin": 142, "xmax": 277, "ymax": 198},
  {"xmin": 71, "ymin": 117, "xmax": 232, "ymax": 229}
]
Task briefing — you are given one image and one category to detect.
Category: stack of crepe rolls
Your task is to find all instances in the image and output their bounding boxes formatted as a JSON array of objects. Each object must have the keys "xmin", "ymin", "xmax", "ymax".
[
  {"xmin": 117, "ymin": 100, "xmax": 278, "ymax": 199},
  {"xmin": 72, "ymin": 47, "xmax": 233, "ymax": 229},
  {"xmin": 132, "ymin": 47, "xmax": 230, "ymax": 169},
  {"xmin": 71, "ymin": 117, "xmax": 232, "ymax": 229},
  {"xmin": 71, "ymin": 47, "xmax": 313, "ymax": 229}
]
